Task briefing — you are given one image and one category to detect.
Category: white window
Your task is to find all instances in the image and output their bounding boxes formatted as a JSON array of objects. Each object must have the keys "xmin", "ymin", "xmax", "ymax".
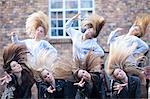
[{"xmin": 48, "ymin": 0, "xmax": 95, "ymax": 39}]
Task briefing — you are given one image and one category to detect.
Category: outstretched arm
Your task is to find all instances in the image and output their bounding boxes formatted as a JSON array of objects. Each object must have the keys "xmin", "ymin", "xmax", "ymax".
[
  {"xmin": 90, "ymin": 39, "xmax": 105, "ymax": 57},
  {"xmin": 43, "ymin": 40, "xmax": 57, "ymax": 54},
  {"xmin": 94, "ymin": 44, "xmax": 105, "ymax": 57},
  {"xmin": 10, "ymin": 32, "xmax": 20, "ymax": 43},
  {"xmin": 133, "ymin": 37, "xmax": 149, "ymax": 55},
  {"xmin": 107, "ymin": 28, "xmax": 123, "ymax": 45},
  {"xmin": 65, "ymin": 14, "xmax": 80, "ymax": 38},
  {"xmin": 0, "ymin": 72, "xmax": 12, "ymax": 85}
]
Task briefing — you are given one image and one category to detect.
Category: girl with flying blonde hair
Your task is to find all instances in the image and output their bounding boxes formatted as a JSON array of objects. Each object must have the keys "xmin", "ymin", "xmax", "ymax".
[
  {"xmin": 105, "ymin": 37, "xmax": 142, "ymax": 98},
  {"xmin": 65, "ymin": 13, "xmax": 106, "ymax": 98},
  {"xmin": 36, "ymin": 53, "xmax": 79, "ymax": 98},
  {"xmin": 10, "ymin": 11, "xmax": 57, "ymax": 70},
  {"xmin": 107, "ymin": 13, "xmax": 150, "ymax": 67},
  {"xmin": 65, "ymin": 13, "xmax": 105, "ymax": 74}
]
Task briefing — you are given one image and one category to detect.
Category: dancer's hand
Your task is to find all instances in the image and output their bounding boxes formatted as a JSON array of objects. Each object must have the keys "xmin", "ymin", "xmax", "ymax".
[
  {"xmin": 47, "ymin": 86, "xmax": 56, "ymax": 93},
  {"xmin": 74, "ymin": 78, "xmax": 85, "ymax": 87},
  {"xmin": 8, "ymin": 32, "xmax": 16, "ymax": 36},
  {"xmin": 0, "ymin": 72, "xmax": 12, "ymax": 85},
  {"xmin": 72, "ymin": 13, "xmax": 80, "ymax": 20},
  {"xmin": 113, "ymin": 83, "xmax": 127, "ymax": 94},
  {"xmin": 107, "ymin": 28, "xmax": 123, "ymax": 45},
  {"xmin": 114, "ymin": 28, "xmax": 123, "ymax": 32}
]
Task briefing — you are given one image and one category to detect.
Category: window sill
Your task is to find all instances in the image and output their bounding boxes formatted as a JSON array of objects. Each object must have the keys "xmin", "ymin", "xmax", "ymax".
[{"xmin": 46, "ymin": 38, "xmax": 72, "ymax": 44}]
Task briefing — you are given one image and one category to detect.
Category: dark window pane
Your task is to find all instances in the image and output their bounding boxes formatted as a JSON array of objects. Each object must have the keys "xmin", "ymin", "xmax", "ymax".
[
  {"xmin": 51, "ymin": 20, "xmax": 57, "ymax": 27},
  {"xmin": 51, "ymin": 29, "xmax": 57, "ymax": 36},
  {"xmin": 51, "ymin": 12, "xmax": 57, "ymax": 19},
  {"xmin": 58, "ymin": 29, "xmax": 63, "ymax": 36},
  {"xmin": 58, "ymin": 12, "xmax": 63, "ymax": 19},
  {"xmin": 58, "ymin": 20, "xmax": 63, "ymax": 27},
  {"xmin": 51, "ymin": 12, "xmax": 63, "ymax": 19}
]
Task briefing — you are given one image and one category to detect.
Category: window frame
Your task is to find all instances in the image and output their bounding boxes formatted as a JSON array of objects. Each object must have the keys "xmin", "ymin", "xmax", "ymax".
[{"xmin": 48, "ymin": 0, "xmax": 95, "ymax": 39}]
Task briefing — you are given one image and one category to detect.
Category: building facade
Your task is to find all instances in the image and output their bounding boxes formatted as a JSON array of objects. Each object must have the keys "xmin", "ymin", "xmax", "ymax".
[
  {"xmin": 1, "ymin": 0, "xmax": 150, "ymax": 63},
  {"xmin": 0, "ymin": 0, "xmax": 150, "ymax": 96}
]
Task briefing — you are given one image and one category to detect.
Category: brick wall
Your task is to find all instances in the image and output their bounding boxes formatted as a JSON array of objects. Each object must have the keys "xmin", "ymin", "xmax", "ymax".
[
  {"xmin": 0, "ymin": 0, "xmax": 48, "ymax": 64},
  {"xmin": 0, "ymin": 0, "xmax": 150, "ymax": 95},
  {"xmin": 95, "ymin": 0, "xmax": 150, "ymax": 64},
  {"xmin": 95, "ymin": 0, "xmax": 150, "ymax": 51},
  {"xmin": 1, "ymin": 0, "xmax": 150, "ymax": 64},
  {"xmin": 0, "ymin": 0, "xmax": 49, "ymax": 95}
]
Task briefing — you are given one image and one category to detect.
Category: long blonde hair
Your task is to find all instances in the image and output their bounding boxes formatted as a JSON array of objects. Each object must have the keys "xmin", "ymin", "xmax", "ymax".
[
  {"xmin": 81, "ymin": 13, "xmax": 105, "ymax": 38},
  {"xmin": 27, "ymin": 48, "xmax": 57, "ymax": 71},
  {"xmin": 26, "ymin": 11, "xmax": 49, "ymax": 38},
  {"xmin": 50, "ymin": 55, "xmax": 78, "ymax": 81},
  {"xmin": 106, "ymin": 35, "xmax": 137, "ymax": 75},
  {"xmin": 133, "ymin": 13, "xmax": 150, "ymax": 37}
]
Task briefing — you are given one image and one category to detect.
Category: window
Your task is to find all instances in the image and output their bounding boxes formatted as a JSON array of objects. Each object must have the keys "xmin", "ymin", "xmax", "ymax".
[{"xmin": 49, "ymin": 0, "xmax": 95, "ymax": 39}]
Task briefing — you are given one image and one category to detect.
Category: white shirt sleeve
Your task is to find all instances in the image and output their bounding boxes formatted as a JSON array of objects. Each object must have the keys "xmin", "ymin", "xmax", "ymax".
[
  {"xmin": 11, "ymin": 33, "xmax": 26, "ymax": 44},
  {"xmin": 107, "ymin": 30, "xmax": 118, "ymax": 45},
  {"xmin": 11, "ymin": 33, "xmax": 20, "ymax": 43},
  {"xmin": 133, "ymin": 37, "xmax": 149, "ymax": 55},
  {"xmin": 42, "ymin": 40, "xmax": 57, "ymax": 54},
  {"xmin": 65, "ymin": 18, "xmax": 80, "ymax": 38},
  {"xmin": 93, "ymin": 42, "xmax": 105, "ymax": 57}
]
